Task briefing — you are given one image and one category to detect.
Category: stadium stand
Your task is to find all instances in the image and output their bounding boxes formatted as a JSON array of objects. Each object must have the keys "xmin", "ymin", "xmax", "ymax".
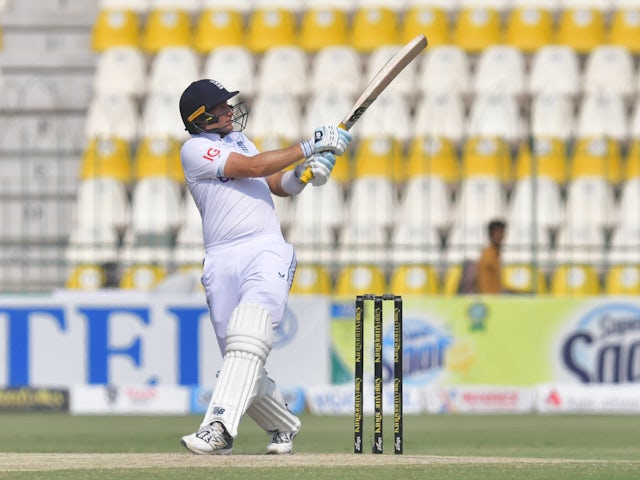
[{"xmin": 2, "ymin": 0, "xmax": 640, "ymax": 295}]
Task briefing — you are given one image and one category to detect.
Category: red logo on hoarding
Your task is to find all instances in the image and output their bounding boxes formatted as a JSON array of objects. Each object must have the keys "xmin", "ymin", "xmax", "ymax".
[{"xmin": 546, "ymin": 390, "xmax": 562, "ymax": 407}]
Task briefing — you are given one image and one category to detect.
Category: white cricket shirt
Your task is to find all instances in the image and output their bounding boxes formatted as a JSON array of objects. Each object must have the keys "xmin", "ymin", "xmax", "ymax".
[{"xmin": 180, "ymin": 131, "xmax": 283, "ymax": 251}]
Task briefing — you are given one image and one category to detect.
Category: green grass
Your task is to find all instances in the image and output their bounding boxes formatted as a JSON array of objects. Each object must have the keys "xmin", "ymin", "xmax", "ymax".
[{"xmin": 1, "ymin": 413, "xmax": 639, "ymax": 479}]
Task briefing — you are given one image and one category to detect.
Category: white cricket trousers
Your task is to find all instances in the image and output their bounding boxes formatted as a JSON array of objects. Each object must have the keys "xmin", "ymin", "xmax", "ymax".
[{"xmin": 201, "ymin": 234, "xmax": 296, "ymax": 353}]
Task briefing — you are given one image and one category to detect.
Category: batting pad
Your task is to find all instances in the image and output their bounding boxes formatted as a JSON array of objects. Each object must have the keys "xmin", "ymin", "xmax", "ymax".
[
  {"xmin": 201, "ymin": 303, "xmax": 273, "ymax": 437},
  {"xmin": 246, "ymin": 374, "xmax": 301, "ymax": 435}
]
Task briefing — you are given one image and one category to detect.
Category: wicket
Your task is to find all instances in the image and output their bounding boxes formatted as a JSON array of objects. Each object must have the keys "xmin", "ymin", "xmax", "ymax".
[{"xmin": 354, "ymin": 294, "xmax": 403, "ymax": 454}]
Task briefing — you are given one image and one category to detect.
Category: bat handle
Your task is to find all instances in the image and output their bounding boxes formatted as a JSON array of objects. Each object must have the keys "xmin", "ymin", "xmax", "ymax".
[{"xmin": 299, "ymin": 122, "xmax": 348, "ymax": 185}]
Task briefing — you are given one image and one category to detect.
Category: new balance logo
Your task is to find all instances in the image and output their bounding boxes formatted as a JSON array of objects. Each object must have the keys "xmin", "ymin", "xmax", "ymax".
[{"xmin": 213, "ymin": 407, "xmax": 225, "ymax": 415}]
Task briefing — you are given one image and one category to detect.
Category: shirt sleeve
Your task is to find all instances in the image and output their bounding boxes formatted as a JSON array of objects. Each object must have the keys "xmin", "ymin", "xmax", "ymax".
[{"xmin": 180, "ymin": 137, "xmax": 234, "ymax": 182}]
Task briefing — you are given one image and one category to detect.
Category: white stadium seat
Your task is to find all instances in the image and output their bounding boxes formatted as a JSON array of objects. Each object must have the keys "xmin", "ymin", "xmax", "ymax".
[
  {"xmin": 256, "ymin": 46, "xmax": 309, "ymax": 97},
  {"xmin": 85, "ymin": 94, "xmax": 140, "ymax": 142},
  {"xmin": 473, "ymin": 45, "xmax": 526, "ymax": 97},
  {"xmin": 310, "ymin": 46, "xmax": 364, "ymax": 97},
  {"xmin": 412, "ymin": 91, "xmax": 467, "ymax": 145},
  {"xmin": 148, "ymin": 46, "xmax": 201, "ymax": 97},
  {"xmin": 528, "ymin": 45, "xmax": 581, "ymax": 97},
  {"xmin": 416, "ymin": 45, "xmax": 471, "ymax": 96},
  {"xmin": 583, "ymin": 45, "xmax": 636, "ymax": 98},
  {"xmin": 202, "ymin": 46, "xmax": 256, "ymax": 98},
  {"xmin": 530, "ymin": 93, "xmax": 574, "ymax": 142},
  {"xmin": 93, "ymin": 47, "xmax": 148, "ymax": 98},
  {"xmin": 575, "ymin": 92, "xmax": 628, "ymax": 142}
]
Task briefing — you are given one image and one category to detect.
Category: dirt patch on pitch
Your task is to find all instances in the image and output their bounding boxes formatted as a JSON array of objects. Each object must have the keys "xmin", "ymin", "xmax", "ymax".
[{"xmin": 0, "ymin": 453, "xmax": 632, "ymax": 471}]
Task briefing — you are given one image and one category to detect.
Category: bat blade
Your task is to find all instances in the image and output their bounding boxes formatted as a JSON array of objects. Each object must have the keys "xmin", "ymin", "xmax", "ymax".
[{"xmin": 301, "ymin": 34, "xmax": 428, "ymax": 184}]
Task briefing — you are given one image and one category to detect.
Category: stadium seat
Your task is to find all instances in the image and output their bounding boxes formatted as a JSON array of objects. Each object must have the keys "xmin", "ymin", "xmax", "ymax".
[
  {"xmin": 365, "ymin": 44, "xmax": 418, "ymax": 99},
  {"xmin": 554, "ymin": 225, "xmax": 607, "ymax": 268},
  {"xmin": 501, "ymin": 221, "xmax": 554, "ymax": 268},
  {"xmin": 389, "ymin": 264, "xmax": 441, "ymax": 295},
  {"xmin": 201, "ymin": 0, "xmax": 253, "ymax": 13},
  {"xmin": 246, "ymin": 8, "xmax": 297, "ymax": 53},
  {"xmin": 390, "ymin": 220, "xmax": 444, "ymax": 266},
  {"xmin": 466, "ymin": 94, "xmax": 524, "ymax": 146},
  {"xmin": 406, "ymin": 136, "xmax": 460, "ymax": 184},
  {"xmin": 507, "ymin": 177, "xmax": 564, "ymax": 232},
  {"xmin": 616, "ymin": 178, "xmax": 640, "ymax": 228},
  {"xmin": 575, "ymin": 93, "xmax": 628, "ymax": 144},
  {"xmin": 607, "ymin": 225, "xmax": 640, "ymax": 267},
  {"xmin": 444, "ymin": 222, "xmax": 487, "ymax": 267},
  {"xmin": 625, "ymin": 140, "xmax": 640, "ymax": 180},
  {"xmin": 352, "ymin": 137, "xmax": 404, "ymax": 183},
  {"xmin": 583, "ymin": 45, "xmax": 635, "ymax": 98},
  {"xmin": 451, "ymin": 176, "xmax": 507, "ymax": 232},
  {"xmin": 336, "ymin": 223, "xmax": 389, "ymax": 265},
  {"xmin": 472, "ymin": 45, "xmax": 526, "ymax": 97},
  {"xmin": 528, "ymin": 45, "xmax": 581, "ymax": 97},
  {"xmin": 502, "ymin": 264, "xmax": 548, "ymax": 294},
  {"xmin": 334, "ymin": 265, "xmax": 388, "ymax": 296},
  {"xmin": 555, "ymin": 8, "xmax": 605, "ymax": 54},
  {"xmin": 93, "ymin": 47, "xmax": 147, "ymax": 98},
  {"xmin": 354, "ymin": 94, "xmax": 413, "ymax": 144},
  {"xmin": 401, "ymin": 5, "xmax": 449, "ymax": 47},
  {"xmin": 140, "ymin": 92, "xmax": 189, "ymax": 142},
  {"xmin": 550, "ymin": 264, "xmax": 601, "ymax": 296},
  {"xmin": 74, "ymin": 177, "xmax": 131, "ymax": 233},
  {"xmin": 65, "ymin": 264, "xmax": 107, "ymax": 290},
  {"xmin": 605, "ymin": 265, "xmax": 640, "ymax": 295},
  {"xmin": 202, "ymin": 46, "xmax": 256, "ymax": 98},
  {"xmin": 530, "ymin": 93, "xmax": 574, "ymax": 143},
  {"xmin": 460, "ymin": 137, "xmax": 512, "ymax": 182},
  {"xmin": 256, "ymin": 46, "xmax": 309, "ymax": 97},
  {"xmin": 310, "ymin": 46, "xmax": 363, "ymax": 97},
  {"xmin": 119, "ymin": 264, "xmax": 168, "ymax": 290},
  {"xmin": 244, "ymin": 93, "xmax": 302, "ymax": 143},
  {"xmin": 286, "ymin": 221, "xmax": 337, "ymax": 265},
  {"xmin": 290, "ymin": 177, "xmax": 345, "ymax": 232},
  {"xmin": 570, "ymin": 138, "xmax": 622, "ymax": 184},
  {"xmin": 416, "ymin": 45, "xmax": 471, "ymax": 96},
  {"xmin": 80, "ymin": 137, "xmax": 133, "ymax": 183},
  {"xmin": 504, "ymin": 6, "xmax": 553, "ymax": 53},
  {"xmin": 100, "ymin": 0, "xmax": 149, "ymax": 13},
  {"xmin": 412, "ymin": 92, "xmax": 467, "ymax": 146},
  {"xmin": 193, "ymin": 8, "xmax": 244, "ymax": 53},
  {"xmin": 133, "ymin": 136, "xmax": 183, "ymax": 183},
  {"xmin": 129, "ymin": 176, "xmax": 183, "ymax": 240},
  {"xmin": 299, "ymin": 7, "xmax": 348, "ymax": 52},
  {"xmin": 453, "ymin": 7, "xmax": 501, "ymax": 54},
  {"xmin": 350, "ymin": 6, "xmax": 399, "ymax": 52},
  {"xmin": 151, "ymin": 0, "xmax": 200, "ymax": 12},
  {"xmin": 148, "ymin": 46, "xmax": 201, "ymax": 97},
  {"xmin": 290, "ymin": 264, "xmax": 333, "ymax": 295},
  {"xmin": 513, "ymin": 137, "xmax": 568, "ymax": 184},
  {"xmin": 65, "ymin": 224, "xmax": 120, "ymax": 266},
  {"xmin": 608, "ymin": 6, "xmax": 640, "ymax": 54},
  {"xmin": 564, "ymin": 177, "xmax": 617, "ymax": 232},
  {"xmin": 91, "ymin": 9, "xmax": 141, "ymax": 52},
  {"xmin": 141, "ymin": 7, "xmax": 192, "ymax": 54},
  {"xmin": 85, "ymin": 94, "xmax": 140, "ymax": 143},
  {"xmin": 173, "ymin": 194, "xmax": 205, "ymax": 267},
  {"xmin": 345, "ymin": 176, "xmax": 397, "ymax": 231},
  {"xmin": 398, "ymin": 176, "xmax": 453, "ymax": 233}
]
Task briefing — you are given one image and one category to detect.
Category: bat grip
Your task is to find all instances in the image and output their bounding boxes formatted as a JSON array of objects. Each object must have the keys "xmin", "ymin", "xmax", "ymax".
[{"xmin": 299, "ymin": 122, "xmax": 348, "ymax": 185}]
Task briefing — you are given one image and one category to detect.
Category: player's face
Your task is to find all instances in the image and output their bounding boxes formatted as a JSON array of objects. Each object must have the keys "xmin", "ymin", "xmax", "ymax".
[{"xmin": 208, "ymin": 102, "xmax": 234, "ymax": 133}]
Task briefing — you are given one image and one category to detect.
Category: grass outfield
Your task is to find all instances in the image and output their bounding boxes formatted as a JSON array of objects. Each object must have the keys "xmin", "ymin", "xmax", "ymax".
[{"xmin": 1, "ymin": 413, "xmax": 639, "ymax": 479}]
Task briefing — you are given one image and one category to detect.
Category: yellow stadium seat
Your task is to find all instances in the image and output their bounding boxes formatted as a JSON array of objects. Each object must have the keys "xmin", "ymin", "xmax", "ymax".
[
  {"xmin": 570, "ymin": 137, "xmax": 622, "ymax": 184},
  {"xmin": 334, "ymin": 265, "xmax": 387, "ymax": 296},
  {"xmin": 91, "ymin": 9, "xmax": 141, "ymax": 52},
  {"xmin": 350, "ymin": 7, "xmax": 399, "ymax": 52},
  {"xmin": 246, "ymin": 8, "xmax": 297, "ymax": 54},
  {"xmin": 134, "ymin": 136, "xmax": 183, "ymax": 183},
  {"xmin": 453, "ymin": 7, "xmax": 501, "ymax": 54},
  {"xmin": 605, "ymin": 265, "xmax": 640, "ymax": 295},
  {"xmin": 555, "ymin": 8, "xmax": 605, "ymax": 54},
  {"xmin": 389, "ymin": 264, "xmax": 440, "ymax": 295},
  {"xmin": 141, "ymin": 8, "xmax": 192, "ymax": 54},
  {"xmin": 193, "ymin": 8, "xmax": 244, "ymax": 54},
  {"xmin": 514, "ymin": 138, "xmax": 568, "ymax": 184},
  {"xmin": 353, "ymin": 137, "xmax": 404, "ymax": 182},
  {"xmin": 299, "ymin": 8, "xmax": 348, "ymax": 52},
  {"xmin": 66, "ymin": 264, "xmax": 107, "ymax": 290},
  {"xmin": 608, "ymin": 8, "xmax": 640, "ymax": 54},
  {"xmin": 442, "ymin": 263, "xmax": 469, "ymax": 295},
  {"xmin": 401, "ymin": 6, "xmax": 449, "ymax": 47},
  {"xmin": 80, "ymin": 137, "xmax": 132, "ymax": 183},
  {"xmin": 504, "ymin": 7, "xmax": 553, "ymax": 53},
  {"xmin": 502, "ymin": 264, "xmax": 547, "ymax": 294},
  {"xmin": 624, "ymin": 140, "xmax": 640, "ymax": 180},
  {"xmin": 550, "ymin": 264, "xmax": 601, "ymax": 296},
  {"xmin": 460, "ymin": 137, "xmax": 512, "ymax": 182},
  {"xmin": 290, "ymin": 264, "xmax": 333, "ymax": 295},
  {"xmin": 406, "ymin": 136, "xmax": 459, "ymax": 184},
  {"xmin": 120, "ymin": 264, "xmax": 168, "ymax": 290}
]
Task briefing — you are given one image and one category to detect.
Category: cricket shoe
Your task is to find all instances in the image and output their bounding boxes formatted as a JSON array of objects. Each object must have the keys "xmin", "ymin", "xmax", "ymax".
[
  {"xmin": 181, "ymin": 421, "xmax": 233, "ymax": 455},
  {"xmin": 266, "ymin": 428, "xmax": 300, "ymax": 455}
]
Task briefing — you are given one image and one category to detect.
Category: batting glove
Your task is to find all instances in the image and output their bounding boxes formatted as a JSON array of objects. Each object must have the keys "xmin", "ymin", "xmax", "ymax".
[
  {"xmin": 300, "ymin": 152, "xmax": 336, "ymax": 187},
  {"xmin": 300, "ymin": 126, "xmax": 352, "ymax": 157}
]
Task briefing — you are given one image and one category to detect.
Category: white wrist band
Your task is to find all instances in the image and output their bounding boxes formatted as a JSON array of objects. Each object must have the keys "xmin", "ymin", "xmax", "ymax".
[
  {"xmin": 299, "ymin": 140, "xmax": 313, "ymax": 158},
  {"xmin": 281, "ymin": 169, "xmax": 306, "ymax": 195}
]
